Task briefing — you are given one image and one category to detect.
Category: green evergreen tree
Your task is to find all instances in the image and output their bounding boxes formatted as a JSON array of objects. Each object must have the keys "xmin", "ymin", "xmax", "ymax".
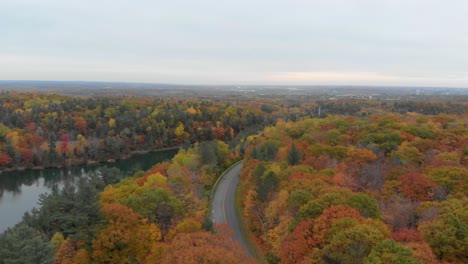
[
  {"xmin": 288, "ymin": 143, "xmax": 302, "ymax": 165},
  {"xmin": 0, "ymin": 223, "xmax": 54, "ymax": 264}
]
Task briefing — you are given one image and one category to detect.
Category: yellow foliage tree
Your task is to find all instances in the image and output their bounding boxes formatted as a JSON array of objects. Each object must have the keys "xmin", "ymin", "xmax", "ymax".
[{"xmin": 108, "ymin": 118, "xmax": 116, "ymax": 128}]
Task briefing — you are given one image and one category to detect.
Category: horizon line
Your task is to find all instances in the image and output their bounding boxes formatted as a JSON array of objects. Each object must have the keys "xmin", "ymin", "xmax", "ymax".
[{"xmin": 0, "ymin": 80, "xmax": 467, "ymax": 90}]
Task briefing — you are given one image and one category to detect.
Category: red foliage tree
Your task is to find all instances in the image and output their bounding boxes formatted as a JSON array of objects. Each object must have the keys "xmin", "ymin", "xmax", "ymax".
[
  {"xmin": 399, "ymin": 173, "xmax": 437, "ymax": 201},
  {"xmin": 279, "ymin": 206, "xmax": 364, "ymax": 264},
  {"xmin": 74, "ymin": 117, "xmax": 88, "ymax": 134},
  {"xmin": 26, "ymin": 122, "xmax": 36, "ymax": 133},
  {"xmin": 60, "ymin": 134, "xmax": 70, "ymax": 150},
  {"xmin": 278, "ymin": 220, "xmax": 313, "ymax": 264},
  {"xmin": 0, "ymin": 152, "xmax": 12, "ymax": 167},
  {"xmin": 20, "ymin": 149, "xmax": 34, "ymax": 163},
  {"xmin": 313, "ymin": 205, "xmax": 364, "ymax": 244},
  {"xmin": 392, "ymin": 228, "xmax": 423, "ymax": 243}
]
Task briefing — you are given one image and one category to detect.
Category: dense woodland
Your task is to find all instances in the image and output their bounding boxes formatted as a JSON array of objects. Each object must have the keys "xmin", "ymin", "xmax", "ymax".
[
  {"xmin": 0, "ymin": 93, "xmax": 465, "ymax": 171},
  {"xmin": 240, "ymin": 112, "xmax": 467, "ymax": 263},
  {"xmin": 0, "ymin": 93, "xmax": 274, "ymax": 170},
  {"xmin": 0, "ymin": 92, "xmax": 467, "ymax": 263}
]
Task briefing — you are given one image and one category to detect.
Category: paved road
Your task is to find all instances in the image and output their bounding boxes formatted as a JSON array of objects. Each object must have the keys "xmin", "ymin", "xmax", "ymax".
[{"xmin": 211, "ymin": 161, "xmax": 253, "ymax": 256}]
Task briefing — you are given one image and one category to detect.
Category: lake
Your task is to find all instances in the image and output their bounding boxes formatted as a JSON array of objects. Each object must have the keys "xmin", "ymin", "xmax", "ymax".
[{"xmin": 0, "ymin": 149, "xmax": 178, "ymax": 233}]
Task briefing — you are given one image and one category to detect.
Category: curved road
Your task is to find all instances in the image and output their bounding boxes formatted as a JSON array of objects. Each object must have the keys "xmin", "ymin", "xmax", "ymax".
[{"xmin": 211, "ymin": 161, "xmax": 253, "ymax": 256}]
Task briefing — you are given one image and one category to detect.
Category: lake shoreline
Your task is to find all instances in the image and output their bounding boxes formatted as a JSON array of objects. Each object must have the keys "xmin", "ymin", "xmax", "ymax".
[
  {"xmin": 0, "ymin": 148, "xmax": 179, "ymax": 233},
  {"xmin": 0, "ymin": 146, "xmax": 181, "ymax": 175}
]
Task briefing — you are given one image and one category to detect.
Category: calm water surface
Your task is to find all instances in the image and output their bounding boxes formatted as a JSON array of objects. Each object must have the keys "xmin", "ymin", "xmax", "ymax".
[{"xmin": 0, "ymin": 149, "xmax": 178, "ymax": 233}]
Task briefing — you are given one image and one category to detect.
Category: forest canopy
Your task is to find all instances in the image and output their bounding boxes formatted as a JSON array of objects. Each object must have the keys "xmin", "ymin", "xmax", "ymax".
[
  {"xmin": 0, "ymin": 92, "xmax": 466, "ymax": 263},
  {"xmin": 239, "ymin": 112, "xmax": 467, "ymax": 263}
]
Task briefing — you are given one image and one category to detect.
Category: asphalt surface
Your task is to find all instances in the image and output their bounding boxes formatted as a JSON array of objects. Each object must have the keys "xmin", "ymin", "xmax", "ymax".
[{"xmin": 211, "ymin": 161, "xmax": 253, "ymax": 256}]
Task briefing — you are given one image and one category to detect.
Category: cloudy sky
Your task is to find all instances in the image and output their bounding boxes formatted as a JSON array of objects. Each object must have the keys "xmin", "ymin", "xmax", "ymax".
[{"xmin": 1, "ymin": 0, "xmax": 468, "ymax": 87}]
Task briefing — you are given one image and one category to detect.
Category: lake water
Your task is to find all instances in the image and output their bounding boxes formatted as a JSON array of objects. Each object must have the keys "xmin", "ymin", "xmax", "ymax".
[{"xmin": 0, "ymin": 149, "xmax": 178, "ymax": 233}]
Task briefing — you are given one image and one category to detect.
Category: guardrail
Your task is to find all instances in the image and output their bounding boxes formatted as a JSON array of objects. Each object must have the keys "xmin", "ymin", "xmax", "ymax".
[{"xmin": 209, "ymin": 160, "xmax": 244, "ymax": 199}]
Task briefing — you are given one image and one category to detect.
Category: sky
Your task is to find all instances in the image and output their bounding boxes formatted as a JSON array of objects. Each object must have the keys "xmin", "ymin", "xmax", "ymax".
[{"xmin": 1, "ymin": 0, "xmax": 468, "ymax": 87}]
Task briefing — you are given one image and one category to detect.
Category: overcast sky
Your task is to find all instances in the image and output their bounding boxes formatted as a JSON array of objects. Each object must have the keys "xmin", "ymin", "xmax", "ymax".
[{"xmin": 1, "ymin": 0, "xmax": 468, "ymax": 87}]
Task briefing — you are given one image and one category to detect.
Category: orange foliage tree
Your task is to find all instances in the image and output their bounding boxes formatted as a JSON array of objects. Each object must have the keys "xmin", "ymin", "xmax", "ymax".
[
  {"xmin": 92, "ymin": 203, "xmax": 161, "ymax": 263},
  {"xmin": 160, "ymin": 228, "xmax": 255, "ymax": 264}
]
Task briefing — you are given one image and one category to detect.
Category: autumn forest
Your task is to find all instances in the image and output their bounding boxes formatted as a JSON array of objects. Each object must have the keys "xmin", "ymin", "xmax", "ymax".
[{"xmin": 0, "ymin": 91, "xmax": 467, "ymax": 264}]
